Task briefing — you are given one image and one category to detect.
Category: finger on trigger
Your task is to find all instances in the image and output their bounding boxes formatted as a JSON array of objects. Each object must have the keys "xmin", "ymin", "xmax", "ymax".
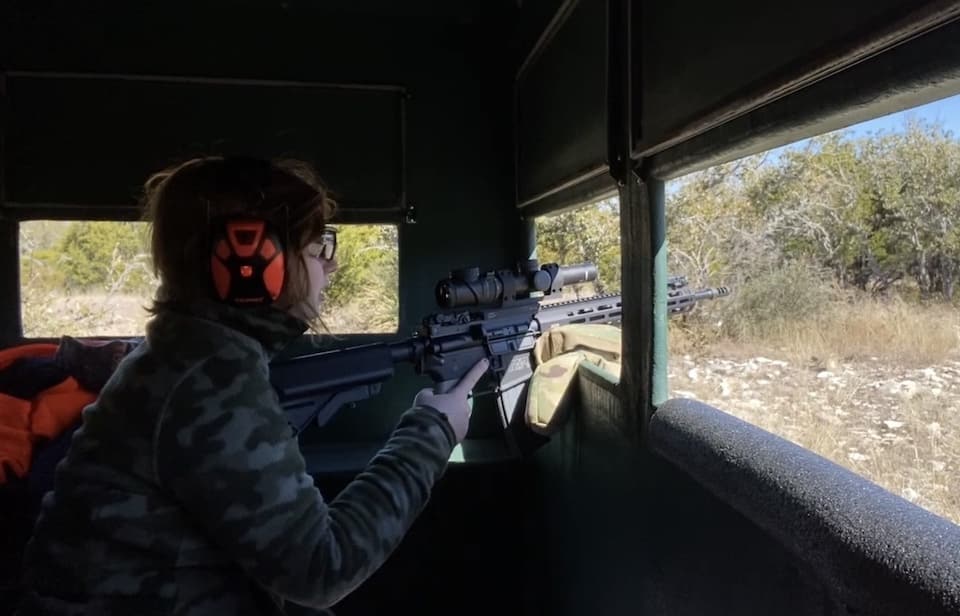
[{"xmin": 456, "ymin": 358, "xmax": 489, "ymax": 394}]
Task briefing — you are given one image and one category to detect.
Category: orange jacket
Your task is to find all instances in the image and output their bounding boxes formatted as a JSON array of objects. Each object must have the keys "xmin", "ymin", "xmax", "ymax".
[{"xmin": 0, "ymin": 343, "xmax": 97, "ymax": 483}]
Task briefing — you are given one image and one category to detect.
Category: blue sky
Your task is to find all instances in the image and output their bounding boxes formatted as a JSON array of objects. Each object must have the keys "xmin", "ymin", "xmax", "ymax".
[
  {"xmin": 719, "ymin": 93, "xmax": 960, "ymax": 173},
  {"xmin": 846, "ymin": 94, "xmax": 960, "ymax": 138},
  {"xmin": 663, "ymin": 93, "xmax": 960, "ymax": 191}
]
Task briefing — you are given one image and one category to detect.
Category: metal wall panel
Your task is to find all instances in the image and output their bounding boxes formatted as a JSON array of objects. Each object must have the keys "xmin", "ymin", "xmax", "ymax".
[
  {"xmin": 5, "ymin": 74, "xmax": 405, "ymax": 217},
  {"xmin": 634, "ymin": 0, "xmax": 922, "ymax": 156},
  {"xmin": 515, "ymin": 0, "xmax": 613, "ymax": 211}
]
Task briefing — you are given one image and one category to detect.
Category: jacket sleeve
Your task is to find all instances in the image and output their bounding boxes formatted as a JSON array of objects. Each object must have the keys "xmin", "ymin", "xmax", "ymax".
[{"xmin": 154, "ymin": 351, "xmax": 457, "ymax": 609}]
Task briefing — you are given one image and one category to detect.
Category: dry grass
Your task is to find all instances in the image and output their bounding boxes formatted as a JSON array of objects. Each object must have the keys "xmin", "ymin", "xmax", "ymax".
[
  {"xmin": 22, "ymin": 288, "xmax": 396, "ymax": 339},
  {"xmin": 317, "ymin": 303, "xmax": 397, "ymax": 335},
  {"xmin": 670, "ymin": 298, "xmax": 960, "ymax": 525},
  {"xmin": 319, "ymin": 275, "xmax": 399, "ymax": 335},
  {"xmin": 674, "ymin": 296, "xmax": 960, "ymax": 368},
  {"xmin": 759, "ymin": 298, "xmax": 960, "ymax": 367},
  {"xmin": 22, "ymin": 291, "xmax": 153, "ymax": 338}
]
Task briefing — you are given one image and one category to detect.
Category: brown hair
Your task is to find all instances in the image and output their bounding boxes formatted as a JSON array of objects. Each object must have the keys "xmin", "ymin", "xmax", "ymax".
[{"xmin": 142, "ymin": 156, "xmax": 335, "ymax": 318}]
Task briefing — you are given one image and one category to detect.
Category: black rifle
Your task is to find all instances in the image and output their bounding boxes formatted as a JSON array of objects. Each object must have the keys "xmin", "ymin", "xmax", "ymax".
[
  {"xmin": 667, "ymin": 275, "xmax": 731, "ymax": 316},
  {"xmin": 270, "ymin": 261, "xmax": 621, "ymax": 434},
  {"xmin": 270, "ymin": 264, "xmax": 730, "ymax": 434}
]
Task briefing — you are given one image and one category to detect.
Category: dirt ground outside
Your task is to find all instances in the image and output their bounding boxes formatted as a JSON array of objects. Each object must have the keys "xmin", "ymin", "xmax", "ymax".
[{"xmin": 669, "ymin": 349, "xmax": 960, "ymax": 525}]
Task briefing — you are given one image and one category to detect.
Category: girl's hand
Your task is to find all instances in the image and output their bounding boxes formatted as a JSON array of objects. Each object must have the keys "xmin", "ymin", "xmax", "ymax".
[{"xmin": 414, "ymin": 359, "xmax": 490, "ymax": 442}]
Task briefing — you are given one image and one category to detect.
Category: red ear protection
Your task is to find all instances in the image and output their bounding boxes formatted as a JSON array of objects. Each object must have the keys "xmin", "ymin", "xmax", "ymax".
[{"xmin": 210, "ymin": 219, "xmax": 286, "ymax": 305}]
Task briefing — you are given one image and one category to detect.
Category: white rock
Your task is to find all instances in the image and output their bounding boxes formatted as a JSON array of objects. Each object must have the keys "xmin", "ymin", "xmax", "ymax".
[
  {"xmin": 932, "ymin": 461, "xmax": 947, "ymax": 472},
  {"xmin": 927, "ymin": 422, "xmax": 942, "ymax": 435},
  {"xmin": 883, "ymin": 420, "xmax": 905, "ymax": 430},
  {"xmin": 901, "ymin": 488, "xmax": 920, "ymax": 502},
  {"xmin": 687, "ymin": 368, "xmax": 700, "ymax": 382},
  {"xmin": 892, "ymin": 380, "xmax": 918, "ymax": 397},
  {"xmin": 848, "ymin": 452, "xmax": 870, "ymax": 462},
  {"xmin": 817, "ymin": 371, "xmax": 834, "ymax": 379},
  {"xmin": 756, "ymin": 379, "xmax": 771, "ymax": 386},
  {"xmin": 719, "ymin": 380, "xmax": 732, "ymax": 397}
]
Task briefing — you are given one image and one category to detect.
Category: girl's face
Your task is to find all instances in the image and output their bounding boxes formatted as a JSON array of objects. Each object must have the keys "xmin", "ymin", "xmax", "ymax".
[
  {"xmin": 303, "ymin": 243, "xmax": 338, "ymax": 310},
  {"xmin": 290, "ymin": 230, "xmax": 338, "ymax": 320}
]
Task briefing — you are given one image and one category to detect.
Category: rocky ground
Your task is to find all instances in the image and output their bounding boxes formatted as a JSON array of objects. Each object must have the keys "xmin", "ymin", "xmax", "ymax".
[{"xmin": 668, "ymin": 352, "xmax": 960, "ymax": 525}]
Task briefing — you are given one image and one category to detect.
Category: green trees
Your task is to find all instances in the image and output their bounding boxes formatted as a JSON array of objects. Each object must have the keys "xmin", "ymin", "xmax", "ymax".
[
  {"xmin": 531, "ymin": 118, "xmax": 960, "ymax": 346},
  {"xmin": 58, "ymin": 221, "xmax": 155, "ymax": 292},
  {"xmin": 20, "ymin": 220, "xmax": 155, "ymax": 294},
  {"xmin": 318, "ymin": 225, "xmax": 399, "ymax": 332},
  {"xmin": 321, "ymin": 225, "xmax": 398, "ymax": 308},
  {"xmin": 667, "ymin": 118, "xmax": 960, "ymax": 302},
  {"xmin": 20, "ymin": 221, "xmax": 402, "ymax": 304},
  {"xmin": 19, "ymin": 118, "xmax": 960, "ymax": 337},
  {"xmin": 535, "ymin": 197, "xmax": 621, "ymax": 294},
  {"xmin": 19, "ymin": 220, "xmax": 401, "ymax": 334}
]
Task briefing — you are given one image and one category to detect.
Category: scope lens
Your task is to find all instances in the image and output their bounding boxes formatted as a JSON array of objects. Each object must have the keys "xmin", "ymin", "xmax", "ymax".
[{"xmin": 437, "ymin": 284, "xmax": 451, "ymax": 306}]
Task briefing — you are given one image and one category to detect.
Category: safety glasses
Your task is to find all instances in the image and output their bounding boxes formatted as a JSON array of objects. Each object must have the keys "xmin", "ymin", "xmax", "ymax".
[{"xmin": 306, "ymin": 227, "xmax": 337, "ymax": 261}]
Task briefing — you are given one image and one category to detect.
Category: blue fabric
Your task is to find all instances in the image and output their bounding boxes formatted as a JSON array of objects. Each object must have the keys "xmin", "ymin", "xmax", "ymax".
[{"xmin": 0, "ymin": 358, "xmax": 68, "ymax": 400}]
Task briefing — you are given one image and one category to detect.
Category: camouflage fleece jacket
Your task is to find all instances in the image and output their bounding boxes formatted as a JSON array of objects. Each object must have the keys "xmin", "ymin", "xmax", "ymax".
[{"xmin": 19, "ymin": 300, "xmax": 457, "ymax": 615}]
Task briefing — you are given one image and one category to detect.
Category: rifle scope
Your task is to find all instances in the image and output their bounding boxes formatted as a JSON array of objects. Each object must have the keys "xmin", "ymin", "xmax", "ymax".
[{"xmin": 436, "ymin": 261, "xmax": 597, "ymax": 309}]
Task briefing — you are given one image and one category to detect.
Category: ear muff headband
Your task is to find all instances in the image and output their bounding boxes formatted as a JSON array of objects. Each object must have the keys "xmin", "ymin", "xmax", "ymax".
[{"xmin": 210, "ymin": 219, "xmax": 286, "ymax": 305}]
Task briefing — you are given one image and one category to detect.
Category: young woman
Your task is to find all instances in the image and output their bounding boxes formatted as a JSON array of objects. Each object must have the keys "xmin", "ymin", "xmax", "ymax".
[{"xmin": 19, "ymin": 157, "xmax": 487, "ymax": 615}]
